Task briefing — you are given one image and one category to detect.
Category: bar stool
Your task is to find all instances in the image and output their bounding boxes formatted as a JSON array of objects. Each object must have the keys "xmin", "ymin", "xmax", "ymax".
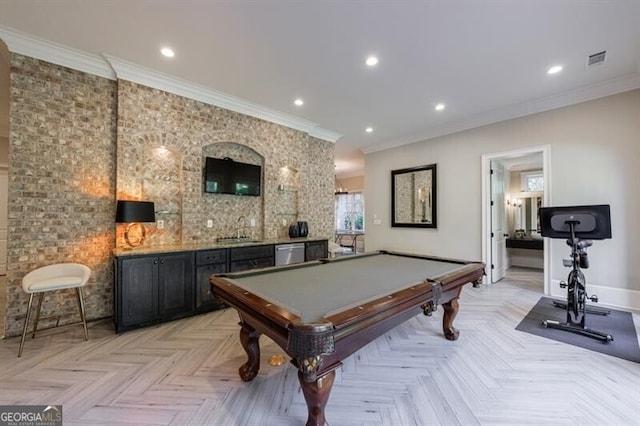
[{"xmin": 19, "ymin": 263, "xmax": 91, "ymax": 357}]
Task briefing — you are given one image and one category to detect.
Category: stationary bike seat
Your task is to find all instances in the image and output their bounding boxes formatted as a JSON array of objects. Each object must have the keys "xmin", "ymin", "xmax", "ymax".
[{"xmin": 566, "ymin": 239, "xmax": 593, "ymax": 249}]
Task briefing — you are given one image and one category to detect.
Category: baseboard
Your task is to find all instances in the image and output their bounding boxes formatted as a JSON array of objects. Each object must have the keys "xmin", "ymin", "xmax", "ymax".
[{"xmin": 550, "ymin": 279, "xmax": 640, "ymax": 312}]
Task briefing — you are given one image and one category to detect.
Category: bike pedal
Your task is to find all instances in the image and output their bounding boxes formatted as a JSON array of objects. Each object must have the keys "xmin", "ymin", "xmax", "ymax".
[
  {"xmin": 590, "ymin": 295, "xmax": 598, "ymax": 303},
  {"xmin": 559, "ymin": 281, "xmax": 567, "ymax": 289}
]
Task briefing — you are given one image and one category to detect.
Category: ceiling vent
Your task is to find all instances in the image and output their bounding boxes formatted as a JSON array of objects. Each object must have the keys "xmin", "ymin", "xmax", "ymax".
[{"xmin": 587, "ymin": 50, "xmax": 607, "ymax": 67}]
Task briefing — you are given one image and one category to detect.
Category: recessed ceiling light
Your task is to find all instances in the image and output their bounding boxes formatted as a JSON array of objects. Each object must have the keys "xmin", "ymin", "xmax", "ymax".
[
  {"xmin": 547, "ymin": 65, "xmax": 563, "ymax": 74},
  {"xmin": 160, "ymin": 47, "xmax": 175, "ymax": 58},
  {"xmin": 435, "ymin": 103, "xmax": 445, "ymax": 111},
  {"xmin": 365, "ymin": 127, "xmax": 373, "ymax": 133},
  {"xmin": 365, "ymin": 56, "xmax": 378, "ymax": 67},
  {"xmin": 294, "ymin": 98, "xmax": 304, "ymax": 106}
]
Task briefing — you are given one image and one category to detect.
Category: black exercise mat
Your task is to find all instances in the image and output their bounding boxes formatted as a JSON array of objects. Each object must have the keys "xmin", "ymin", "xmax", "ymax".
[{"xmin": 516, "ymin": 297, "xmax": 640, "ymax": 363}]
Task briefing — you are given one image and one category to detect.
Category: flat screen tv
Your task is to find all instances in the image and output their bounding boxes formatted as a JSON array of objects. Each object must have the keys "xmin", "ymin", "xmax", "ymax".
[{"xmin": 204, "ymin": 157, "xmax": 261, "ymax": 196}]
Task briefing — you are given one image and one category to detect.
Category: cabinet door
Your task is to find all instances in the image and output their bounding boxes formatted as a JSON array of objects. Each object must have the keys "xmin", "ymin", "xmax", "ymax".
[
  {"xmin": 230, "ymin": 256, "xmax": 274, "ymax": 272},
  {"xmin": 158, "ymin": 252, "xmax": 194, "ymax": 318},
  {"xmin": 230, "ymin": 245, "xmax": 274, "ymax": 262},
  {"xmin": 305, "ymin": 240, "xmax": 328, "ymax": 261},
  {"xmin": 119, "ymin": 256, "xmax": 160, "ymax": 327},
  {"xmin": 195, "ymin": 263, "xmax": 227, "ymax": 310}
]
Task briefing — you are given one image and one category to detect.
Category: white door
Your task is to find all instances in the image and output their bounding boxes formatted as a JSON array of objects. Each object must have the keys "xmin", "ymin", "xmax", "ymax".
[{"xmin": 490, "ymin": 161, "xmax": 507, "ymax": 282}]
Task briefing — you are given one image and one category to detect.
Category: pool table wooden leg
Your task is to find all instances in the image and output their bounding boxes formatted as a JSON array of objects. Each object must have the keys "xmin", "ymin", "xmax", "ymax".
[
  {"xmin": 442, "ymin": 297, "xmax": 460, "ymax": 341},
  {"xmin": 299, "ymin": 369, "xmax": 335, "ymax": 426},
  {"xmin": 238, "ymin": 321, "xmax": 261, "ymax": 381}
]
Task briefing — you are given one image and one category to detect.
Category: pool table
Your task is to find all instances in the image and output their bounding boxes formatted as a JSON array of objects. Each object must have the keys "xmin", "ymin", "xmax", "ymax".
[{"xmin": 210, "ymin": 250, "xmax": 484, "ymax": 426}]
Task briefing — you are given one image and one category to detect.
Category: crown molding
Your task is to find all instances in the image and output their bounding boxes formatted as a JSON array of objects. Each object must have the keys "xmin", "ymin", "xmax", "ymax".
[
  {"xmin": 105, "ymin": 55, "xmax": 324, "ymax": 134},
  {"xmin": 362, "ymin": 72, "xmax": 640, "ymax": 154},
  {"xmin": 308, "ymin": 127, "xmax": 342, "ymax": 143},
  {"xmin": 0, "ymin": 25, "xmax": 340, "ymax": 142},
  {"xmin": 0, "ymin": 26, "xmax": 115, "ymax": 80}
]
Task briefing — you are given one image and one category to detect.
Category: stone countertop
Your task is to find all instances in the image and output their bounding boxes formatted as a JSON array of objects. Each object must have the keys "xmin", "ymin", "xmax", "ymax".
[{"xmin": 113, "ymin": 237, "xmax": 329, "ymax": 257}]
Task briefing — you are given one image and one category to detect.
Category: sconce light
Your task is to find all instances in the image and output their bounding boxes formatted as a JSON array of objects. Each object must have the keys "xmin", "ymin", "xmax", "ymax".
[{"xmin": 116, "ymin": 200, "xmax": 156, "ymax": 247}]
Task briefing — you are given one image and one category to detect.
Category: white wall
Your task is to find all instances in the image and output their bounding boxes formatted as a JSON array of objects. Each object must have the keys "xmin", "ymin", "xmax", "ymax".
[{"xmin": 365, "ymin": 90, "xmax": 640, "ymax": 310}]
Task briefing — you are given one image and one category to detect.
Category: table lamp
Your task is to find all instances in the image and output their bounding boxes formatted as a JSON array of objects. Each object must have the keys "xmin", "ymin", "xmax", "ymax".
[{"xmin": 115, "ymin": 200, "xmax": 156, "ymax": 247}]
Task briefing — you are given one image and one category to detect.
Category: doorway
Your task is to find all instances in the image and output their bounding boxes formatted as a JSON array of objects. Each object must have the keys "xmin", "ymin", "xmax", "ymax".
[{"xmin": 481, "ymin": 145, "xmax": 551, "ymax": 294}]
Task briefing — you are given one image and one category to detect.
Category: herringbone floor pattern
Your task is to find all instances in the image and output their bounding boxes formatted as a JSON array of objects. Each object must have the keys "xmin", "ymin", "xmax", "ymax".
[{"xmin": 1, "ymin": 268, "xmax": 638, "ymax": 425}]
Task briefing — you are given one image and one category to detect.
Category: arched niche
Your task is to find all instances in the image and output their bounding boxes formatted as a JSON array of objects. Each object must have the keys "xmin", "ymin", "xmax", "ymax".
[
  {"xmin": 117, "ymin": 132, "xmax": 183, "ymax": 246},
  {"xmin": 276, "ymin": 165, "xmax": 300, "ymax": 237},
  {"xmin": 200, "ymin": 142, "xmax": 265, "ymax": 241}
]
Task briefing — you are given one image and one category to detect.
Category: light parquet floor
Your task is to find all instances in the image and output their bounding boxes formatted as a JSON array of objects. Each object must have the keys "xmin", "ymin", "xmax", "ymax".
[{"xmin": 0, "ymin": 267, "xmax": 639, "ymax": 425}]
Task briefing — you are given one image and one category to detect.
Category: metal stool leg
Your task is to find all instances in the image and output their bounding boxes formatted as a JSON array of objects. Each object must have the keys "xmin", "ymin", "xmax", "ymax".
[
  {"xmin": 76, "ymin": 287, "xmax": 88, "ymax": 341},
  {"xmin": 31, "ymin": 292, "xmax": 44, "ymax": 339},
  {"xmin": 18, "ymin": 293, "xmax": 35, "ymax": 357}
]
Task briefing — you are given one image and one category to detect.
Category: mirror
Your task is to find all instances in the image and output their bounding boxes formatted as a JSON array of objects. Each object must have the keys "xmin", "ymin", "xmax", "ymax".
[
  {"xmin": 391, "ymin": 164, "xmax": 437, "ymax": 228},
  {"xmin": 513, "ymin": 195, "xmax": 542, "ymax": 237}
]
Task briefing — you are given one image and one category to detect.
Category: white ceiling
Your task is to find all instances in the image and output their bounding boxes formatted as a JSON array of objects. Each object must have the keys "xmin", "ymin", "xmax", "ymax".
[{"xmin": 1, "ymin": 1, "xmax": 639, "ymax": 177}]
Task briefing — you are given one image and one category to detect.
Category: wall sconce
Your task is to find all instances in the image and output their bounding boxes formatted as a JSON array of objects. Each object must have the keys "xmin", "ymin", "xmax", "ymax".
[{"xmin": 116, "ymin": 200, "xmax": 156, "ymax": 247}]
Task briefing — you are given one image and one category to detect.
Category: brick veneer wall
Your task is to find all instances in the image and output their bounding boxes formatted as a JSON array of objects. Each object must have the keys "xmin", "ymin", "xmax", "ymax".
[
  {"xmin": 116, "ymin": 81, "xmax": 334, "ymax": 247},
  {"xmin": 4, "ymin": 56, "xmax": 335, "ymax": 338},
  {"xmin": 5, "ymin": 54, "xmax": 117, "ymax": 337}
]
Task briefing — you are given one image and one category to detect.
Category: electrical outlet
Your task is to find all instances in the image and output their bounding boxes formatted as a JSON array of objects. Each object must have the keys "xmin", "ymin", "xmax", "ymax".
[
  {"xmin": 282, "ymin": 219, "xmax": 287, "ymax": 226},
  {"xmin": 250, "ymin": 219, "xmax": 256, "ymax": 227},
  {"xmin": 373, "ymin": 219, "xmax": 382, "ymax": 225},
  {"xmin": 157, "ymin": 220, "xmax": 164, "ymax": 229},
  {"xmin": 207, "ymin": 219, "xmax": 213, "ymax": 228}
]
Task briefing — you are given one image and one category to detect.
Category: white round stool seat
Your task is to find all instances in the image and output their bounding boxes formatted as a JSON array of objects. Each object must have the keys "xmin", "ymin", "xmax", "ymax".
[
  {"xmin": 22, "ymin": 263, "xmax": 90, "ymax": 293},
  {"xmin": 18, "ymin": 263, "xmax": 91, "ymax": 357}
]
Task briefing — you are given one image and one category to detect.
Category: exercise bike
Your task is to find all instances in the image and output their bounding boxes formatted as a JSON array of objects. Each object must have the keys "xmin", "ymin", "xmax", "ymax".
[{"xmin": 539, "ymin": 205, "xmax": 613, "ymax": 343}]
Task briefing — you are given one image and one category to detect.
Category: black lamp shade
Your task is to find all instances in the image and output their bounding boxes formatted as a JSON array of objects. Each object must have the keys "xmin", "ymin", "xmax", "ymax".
[{"xmin": 116, "ymin": 200, "xmax": 156, "ymax": 223}]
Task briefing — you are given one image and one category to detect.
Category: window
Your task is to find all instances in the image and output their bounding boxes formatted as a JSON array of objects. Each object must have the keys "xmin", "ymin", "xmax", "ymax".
[
  {"xmin": 335, "ymin": 192, "xmax": 364, "ymax": 231},
  {"xmin": 521, "ymin": 171, "xmax": 543, "ymax": 192}
]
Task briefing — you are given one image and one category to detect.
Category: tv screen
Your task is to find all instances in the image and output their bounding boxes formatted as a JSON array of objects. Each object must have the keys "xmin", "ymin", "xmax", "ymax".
[{"xmin": 204, "ymin": 157, "xmax": 261, "ymax": 196}]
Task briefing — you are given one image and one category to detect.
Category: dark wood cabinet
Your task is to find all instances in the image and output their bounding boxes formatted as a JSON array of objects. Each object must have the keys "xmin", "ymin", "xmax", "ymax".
[
  {"xmin": 229, "ymin": 245, "xmax": 275, "ymax": 272},
  {"xmin": 305, "ymin": 240, "xmax": 328, "ymax": 261},
  {"xmin": 158, "ymin": 254, "xmax": 194, "ymax": 316},
  {"xmin": 119, "ymin": 255, "xmax": 159, "ymax": 328},
  {"xmin": 506, "ymin": 238, "xmax": 543, "ymax": 250},
  {"xmin": 114, "ymin": 239, "xmax": 328, "ymax": 333},
  {"xmin": 195, "ymin": 249, "xmax": 228, "ymax": 311},
  {"xmin": 115, "ymin": 251, "xmax": 194, "ymax": 333}
]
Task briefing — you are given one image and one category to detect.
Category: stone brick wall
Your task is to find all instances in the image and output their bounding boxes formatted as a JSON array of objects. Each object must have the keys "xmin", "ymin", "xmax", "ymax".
[
  {"xmin": 5, "ymin": 54, "xmax": 117, "ymax": 337},
  {"xmin": 116, "ymin": 81, "xmax": 335, "ymax": 247},
  {"xmin": 4, "ymin": 57, "xmax": 335, "ymax": 338}
]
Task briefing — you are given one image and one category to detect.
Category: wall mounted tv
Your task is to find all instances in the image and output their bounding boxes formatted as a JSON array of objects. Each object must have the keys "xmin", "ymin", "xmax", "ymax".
[{"xmin": 204, "ymin": 157, "xmax": 262, "ymax": 196}]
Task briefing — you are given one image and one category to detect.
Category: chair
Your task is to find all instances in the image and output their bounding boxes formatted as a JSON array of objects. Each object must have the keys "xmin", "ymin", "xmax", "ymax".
[{"xmin": 19, "ymin": 263, "xmax": 91, "ymax": 357}]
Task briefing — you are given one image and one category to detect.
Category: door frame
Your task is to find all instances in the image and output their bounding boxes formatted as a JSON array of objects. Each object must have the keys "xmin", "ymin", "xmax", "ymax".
[{"xmin": 481, "ymin": 145, "xmax": 551, "ymax": 294}]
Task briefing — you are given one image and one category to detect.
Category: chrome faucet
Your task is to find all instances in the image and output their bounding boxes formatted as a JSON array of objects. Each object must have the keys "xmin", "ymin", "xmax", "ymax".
[{"xmin": 236, "ymin": 215, "xmax": 246, "ymax": 239}]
